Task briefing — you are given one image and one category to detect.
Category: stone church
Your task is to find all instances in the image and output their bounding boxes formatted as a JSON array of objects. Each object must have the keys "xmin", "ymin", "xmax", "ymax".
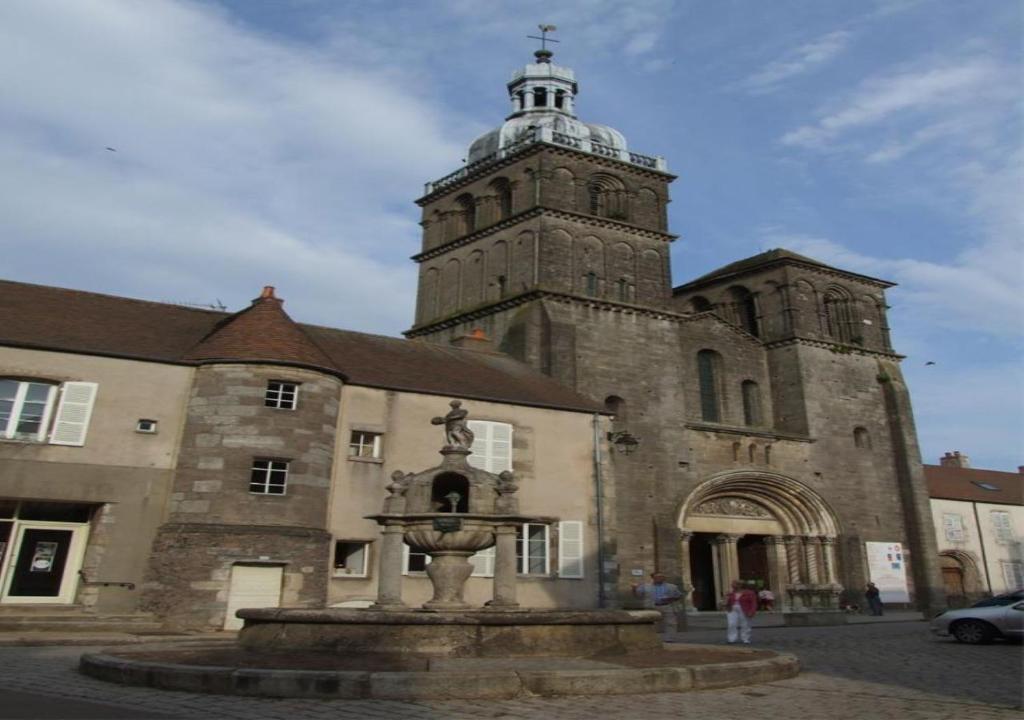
[
  {"xmin": 404, "ymin": 47, "xmax": 943, "ymax": 613},
  {"xmin": 0, "ymin": 48, "xmax": 944, "ymax": 628}
]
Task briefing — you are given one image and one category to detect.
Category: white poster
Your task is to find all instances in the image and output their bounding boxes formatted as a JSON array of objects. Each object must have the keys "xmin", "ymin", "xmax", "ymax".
[{"xmin": 865, "ymin": 541, "xmax": 910, "ymax": 603}]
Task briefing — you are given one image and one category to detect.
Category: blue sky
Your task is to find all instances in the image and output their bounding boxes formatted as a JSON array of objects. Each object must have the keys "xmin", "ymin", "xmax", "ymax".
[{"xmin": 1, "ymin": 0, "xmax": 1021, "ymax": 470}]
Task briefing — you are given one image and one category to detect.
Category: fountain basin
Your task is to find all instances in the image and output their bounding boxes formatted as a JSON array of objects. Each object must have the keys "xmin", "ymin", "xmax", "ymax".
[{"xmin": 237, "ymin": 608, "xmax": 664, "ymax": 658}]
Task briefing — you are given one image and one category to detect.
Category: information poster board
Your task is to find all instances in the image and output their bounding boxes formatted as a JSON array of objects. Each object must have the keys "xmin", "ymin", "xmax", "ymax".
[{"xmin": 865, "ymin": 541, "xmax": 910, "ymax": 603}]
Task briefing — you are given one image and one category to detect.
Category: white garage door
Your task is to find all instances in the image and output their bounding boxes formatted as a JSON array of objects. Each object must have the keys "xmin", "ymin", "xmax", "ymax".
[{"xmin": 224, "ymin": 564, "xmax": 282, "ymax": 630}]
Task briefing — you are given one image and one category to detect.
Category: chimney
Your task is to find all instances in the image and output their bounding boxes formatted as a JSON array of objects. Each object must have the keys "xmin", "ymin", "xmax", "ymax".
[
  {"xmin": 450, "ymin": 328, "xmax": 494, "ymax": 352},
  {"xmin": 940, "ymin": 451, "xmax": 970, "ymax": 468},
  {"xmin": 253, "ymin": 286, "xmax": 282, "ymax": 305}
]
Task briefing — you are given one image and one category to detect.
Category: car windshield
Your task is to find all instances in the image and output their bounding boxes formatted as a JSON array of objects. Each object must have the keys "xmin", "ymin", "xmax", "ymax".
[{"xmin": 972, "ymin": 591, "xmax": 1024, "ymax": 608}]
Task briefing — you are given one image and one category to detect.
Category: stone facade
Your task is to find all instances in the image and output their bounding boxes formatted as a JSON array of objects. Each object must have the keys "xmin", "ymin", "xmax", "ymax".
[
  {"xmin": 405, "ymin": 54, "xmax": 946, "ymax": 613},
  {"xmin": 140, "ymin": 363, "xmax": 340, "ymax": 629}
]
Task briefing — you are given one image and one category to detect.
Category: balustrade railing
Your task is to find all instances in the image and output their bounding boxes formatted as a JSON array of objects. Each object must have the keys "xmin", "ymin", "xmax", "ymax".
[{"xmin": 425, "ymin": 127, "xmax": 666, "ymax": 194}]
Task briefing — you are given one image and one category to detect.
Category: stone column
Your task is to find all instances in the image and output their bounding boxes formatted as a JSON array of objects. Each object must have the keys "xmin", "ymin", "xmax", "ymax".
[
  {"xmin": 489, "ymin": 524, "xmax": 519, "ymax": 610},
  {"xmin": 764, "ymin": 536, "xmax": 789, "ymax": 611},
  {"xmin": 804, "ymin": 536, "xmax": 822, "ymax": 584},
  {"xmin": 712, "ymin": 534, "xmax": 741, "ymax": 606},
  {"xmin": 372, "ymin": 522, "xmax": 406, "ymax": 609},
  {"xmin": 820, "ymin": 536, "xmax": 839, "ymax": 584},
  {"xmin": 784, "ymin": 536, "xmax": 802, "ymax": 584},
  {"xmin": 678, "ymin": 530, "xmax": 695, "ymax": 612}
]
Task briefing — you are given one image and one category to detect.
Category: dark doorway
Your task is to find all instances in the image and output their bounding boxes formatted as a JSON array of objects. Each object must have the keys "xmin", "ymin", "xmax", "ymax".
[
  {"xmin": 8, "ymin": 528, "xmax": 72, "ymax": 597},
  {"xmin": 689, "ymin": 533, "xmax": 717, "ymax": 610},
  {"xmin": 737, "ymin": 535, "xmax": 768, "ymax": 588}
]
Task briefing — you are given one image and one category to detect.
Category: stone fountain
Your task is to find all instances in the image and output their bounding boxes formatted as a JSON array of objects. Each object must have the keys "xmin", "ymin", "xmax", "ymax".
[
  {"xmin": 79, "ymin": 400, "xmax": 799, "ymax": 698},
  {"xmin": 234, "ymin": 400, "xmax": 662, "ymax": 658}
]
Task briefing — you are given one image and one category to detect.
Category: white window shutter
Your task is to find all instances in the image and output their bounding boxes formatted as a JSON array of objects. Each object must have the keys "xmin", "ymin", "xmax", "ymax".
[
  {"xmin": 469, "ymin": 546, "xmax": 495, "ymax": 577},
  {"xmin": 558, "ymin": 521, "xmax": 584, "ymax": 578},
  {"xmin": 467, "ymin": 420, "xmax": 513, "ymax": 473},
  {"xmin": 50, "ymin": 382, "xmax": 98, "ymax": 446}
]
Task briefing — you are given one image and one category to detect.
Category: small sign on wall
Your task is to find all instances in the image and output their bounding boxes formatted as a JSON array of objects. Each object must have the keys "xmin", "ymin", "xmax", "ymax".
[
  {"xmin": 865, "ymin": 541, "xmax": 910, "ymax": 603},
  {"xmin": 631, "ymin": 568, "xmax": 644, "ymax": 577}
]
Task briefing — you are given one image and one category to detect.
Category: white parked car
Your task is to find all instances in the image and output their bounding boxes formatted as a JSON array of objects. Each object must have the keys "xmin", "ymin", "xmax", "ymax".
[{"xmin": 930, "ymin": 590, "xmax": 1024, "ymax": 644}]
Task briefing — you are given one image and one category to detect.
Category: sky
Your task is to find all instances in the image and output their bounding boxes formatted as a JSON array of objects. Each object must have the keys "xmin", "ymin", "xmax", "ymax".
[{"xmin": 1, "ymin": 0, "xmax": 1021, "ymax": 470}]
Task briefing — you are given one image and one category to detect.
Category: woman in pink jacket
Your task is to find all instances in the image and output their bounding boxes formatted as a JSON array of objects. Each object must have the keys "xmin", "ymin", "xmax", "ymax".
[{"xmin": 725, "ymin": 580, "xmax": 758, "ymax": 644}]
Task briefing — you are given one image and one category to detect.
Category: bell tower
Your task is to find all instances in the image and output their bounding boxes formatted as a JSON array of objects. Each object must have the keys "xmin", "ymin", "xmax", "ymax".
[{"xmin": 406, "ymin": 46, "xmax": 676, "ymax": 375}]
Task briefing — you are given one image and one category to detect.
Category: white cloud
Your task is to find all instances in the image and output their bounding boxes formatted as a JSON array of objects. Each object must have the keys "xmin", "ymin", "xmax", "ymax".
[
  {"xmin": 780, "ymin": 57, "xmax": 1005, "ymax": 149},
  {"xmin": 0, "ymin": 0, "xmax": 470, "ymax": 333},
  {"xmin": 743, "ymin": 30, "xmax": 852, "ymax": 94}
]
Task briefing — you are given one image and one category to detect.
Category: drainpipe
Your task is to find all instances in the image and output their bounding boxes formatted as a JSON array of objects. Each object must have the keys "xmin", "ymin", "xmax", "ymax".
[
  {"xmin": 971, "ymin": 501, "xmax": 993, "ymax": 595},
  {"xmin": 592, "ymin": 413, "xmax": 607, "ymax": 608}
]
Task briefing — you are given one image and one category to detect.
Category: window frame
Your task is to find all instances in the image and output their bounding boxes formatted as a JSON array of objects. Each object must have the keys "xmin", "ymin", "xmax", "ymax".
[
  {"xmin": 0, "ymin": 379, "xmax": 58, "ymax": 442},
  {"xmin": 517, "ymin": 523, "xmax": 550, "ymax": 575},
  {"xmin": 249, "ymin": 458, "xmax": 289, "ymax": 496},
  {"xmin": 348, "ymin": 430, "xmax": 383, "ymax": 460},
  {"xmin": 264, "ymin": 381, "xmax": 299, "ymax": 410},
  {"xmin": 942, "ymin": 512, "xmax": 966, "ymax": 543},
  {"xmin": 697, "ymin": 350, "xmax": 723, "ymax": 423},
  {"xmin": 333, "ymin": 540, "xmax": 370, "ymax": 578},
  {"xmin": 991, "ymin": 510, "xmax": 1013, "ymax": 543}
]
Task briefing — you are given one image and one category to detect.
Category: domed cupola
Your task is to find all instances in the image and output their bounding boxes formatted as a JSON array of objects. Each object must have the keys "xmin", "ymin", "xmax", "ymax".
[{"xmin": 466, "ymin": 48, "xmax": 632, "ymax": 165}]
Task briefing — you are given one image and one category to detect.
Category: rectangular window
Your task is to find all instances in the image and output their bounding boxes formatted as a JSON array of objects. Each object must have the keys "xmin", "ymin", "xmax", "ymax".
[
  {"xmin": 467, "ymin": 420, "xmax": 513, "ymax": 473},
  {"xmin": 991, "ymin": 511, "xmax": 1013, "ymax": 543},
  {"xmin": 557, "ymin": 521, "xmax": 584, "ymax": 578},
  {"xmin": 349, "ymin": 431, "xmax": 382, "ymax": 459},
  {"xmin": 942, "ymin": 513, "xmax": 966, "ymax": 543},
  {"xmin": 1, "ymin": 380, "xmax": 97, "ymax": 446},
  {"xmin": 333, "ymin": 541, "xmax": 369, "ymax": 577},
  {"xmin": 1002, "ymin": 561, "xmax": 1024, "ymax": 590},
  {"xmin": 264, "ymin": 381, "xmax": 298, "ymax": 410},
  {"xmin": 1, "ymin": 380, "xmax": 57, "ymax": 441},
  {"xmin": 403, "ymin": 544, "xmax": 430, "ymax": 574},
  {"xmin": 249, "ymin": 459, "xmax": 289, "ymax": 495},
  {"xmin": 517, "ymin": 523, "xmax": 549, "ymax": 575}
]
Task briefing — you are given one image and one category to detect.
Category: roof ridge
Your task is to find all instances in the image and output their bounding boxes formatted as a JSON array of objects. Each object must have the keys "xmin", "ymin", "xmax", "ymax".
[{"xmin": 0, "ymin": 279, "xmax": 229, "ymax": 318}]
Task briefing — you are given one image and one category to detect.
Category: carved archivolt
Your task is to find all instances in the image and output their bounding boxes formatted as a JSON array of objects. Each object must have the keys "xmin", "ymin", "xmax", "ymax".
[{"xmin": 693, "ymin": 497, "xmax": 771, "ymax": 518}]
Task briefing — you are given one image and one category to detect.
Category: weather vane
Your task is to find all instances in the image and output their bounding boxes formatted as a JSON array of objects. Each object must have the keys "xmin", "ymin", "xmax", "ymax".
[{"xmin": 527, "ymin": 24, "xmax": 559, "ymax": 52}]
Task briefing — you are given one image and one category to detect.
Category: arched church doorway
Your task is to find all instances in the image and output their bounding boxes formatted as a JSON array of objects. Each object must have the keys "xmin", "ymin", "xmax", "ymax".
[
  {"xmin": 939, "ymin": 550, "xmax": 983, "ymax": 607},
  {"xmin": 677, "ymin": 471, "xmax": 842, "ymax": 612}
]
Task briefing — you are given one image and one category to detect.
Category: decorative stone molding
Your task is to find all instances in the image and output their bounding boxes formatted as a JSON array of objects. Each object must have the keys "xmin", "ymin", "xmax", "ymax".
[{"xmin": 693, "ymin": 497, "xmax": 771, "ymax": 518}]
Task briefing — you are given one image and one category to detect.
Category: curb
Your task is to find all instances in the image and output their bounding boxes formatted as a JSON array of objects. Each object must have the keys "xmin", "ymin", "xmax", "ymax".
[{"xmin": 78, "ymin": 645, "xmax": 800, "ymax": 700}]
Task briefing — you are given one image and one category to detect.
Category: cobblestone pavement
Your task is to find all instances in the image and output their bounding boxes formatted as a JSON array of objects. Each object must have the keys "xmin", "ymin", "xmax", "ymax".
[{"xmin": 0, "ymin": 621, "xmax": 1019, "ymax": 720}]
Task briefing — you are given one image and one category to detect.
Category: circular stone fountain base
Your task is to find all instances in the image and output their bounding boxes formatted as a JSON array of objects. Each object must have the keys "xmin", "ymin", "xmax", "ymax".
[
  {"xmin": 236, "ymin": 608, "xmax": 664, "ymax": 658},
  {"xmin": 79, "ymin": 608, "xmax": 799, "ymax": 700}
]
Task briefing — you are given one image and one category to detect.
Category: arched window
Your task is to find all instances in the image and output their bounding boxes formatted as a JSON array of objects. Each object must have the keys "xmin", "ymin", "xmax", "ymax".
[
  {"xmin": 697, "ymin": 350, "xmax": 723, "ymax": 423},
  {"xmin": 490, "ymin": 178, "xmax": 512, "ymax": 221},
  {"xmin": 454, "ymin": 194, "xmax": 476, "ymax": 237},
  {"xmin": 853, "ymin": 427, "xmax": 871, "ymax": 449},
  {"xmin": 690, "ymin": 296, "xmax": 712, "ymax": 313},
  {"xmin": 727, "ymin": 286, "xmax": 759, "ymax": 337},
  {"xmin": 587, "ymin": 173, "xmax": 628, "ymax": 220},
  {"xmin": 533, "ymin": 87, "xmax": 547, "ymax": 107},
  {"xmin": 554, "ymin": 89, "xmax": 565, "ymax": 109},
  {"xmin": 823, "ymin": 287, "xmax": 856, "ymax": 343},
  {"xmin": 516, "ymin": 91, "xmax": 525, "ymax": 110},
  {"xmin": 617, "ymin": 278, "xmax": 629, "ymax": 302},
  {"xmin": 741, "ymin": 380, "xmax": 762, "ymax": 426},
  {"xmin": 585, "ymin": 272, "xmax": 599, "ymax": 297}
]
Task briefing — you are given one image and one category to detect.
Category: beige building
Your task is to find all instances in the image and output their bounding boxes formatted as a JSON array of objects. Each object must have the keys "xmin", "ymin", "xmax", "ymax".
[
  {"xmin": 927, "ymin": 452, "xmax": 1024, "ymax": 605},
  {"xmin": 0, "ymin": 280, "xmax": 612, "ymax": 629}
]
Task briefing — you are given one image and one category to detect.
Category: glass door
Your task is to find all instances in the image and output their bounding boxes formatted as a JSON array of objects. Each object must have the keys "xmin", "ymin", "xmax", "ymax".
[{"xmin": 0, "ymin": 523, "xmax": 88, "ymax": 604}]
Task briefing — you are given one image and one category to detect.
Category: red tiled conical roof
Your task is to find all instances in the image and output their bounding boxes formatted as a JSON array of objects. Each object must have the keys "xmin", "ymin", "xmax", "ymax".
[{"xmin": 183, "ymin": 286, "xmax": 336, "ymax": 372}]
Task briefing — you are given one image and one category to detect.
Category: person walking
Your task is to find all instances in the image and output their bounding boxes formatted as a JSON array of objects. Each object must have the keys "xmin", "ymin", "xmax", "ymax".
[
  {"xmin": 865, "ymin": 582, "xmax": 884, "ymax": 616},
  {"xmin": 631, "ymin": 572, "xmax": 683, "ymax": 634},
  {"xmin": 725, "ymin": 580, "xmax": 757, "ymax": 644}
]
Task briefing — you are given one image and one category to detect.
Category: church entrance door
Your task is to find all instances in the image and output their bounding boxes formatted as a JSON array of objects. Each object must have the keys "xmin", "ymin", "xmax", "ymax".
[
  {"xmin": 689, "ymin": 533, "xmax": 717, "ymax": 611},
  {"xmin": 737, "ymin": 535, "xmax": 768, "ymax": 588}
]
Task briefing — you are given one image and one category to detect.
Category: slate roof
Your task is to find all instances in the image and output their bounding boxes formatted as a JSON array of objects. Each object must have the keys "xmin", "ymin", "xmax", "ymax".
[
  {"xmin": 924, "ymin": 464, "xmax": 1023, "ymax": 505},
  {"xmin": 673, "ymin": 248, "xmax": 894, "ymax": 292},
  {"xmin": 0, "ymin": 279, "xmax": 603, "ymax": 414}
]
